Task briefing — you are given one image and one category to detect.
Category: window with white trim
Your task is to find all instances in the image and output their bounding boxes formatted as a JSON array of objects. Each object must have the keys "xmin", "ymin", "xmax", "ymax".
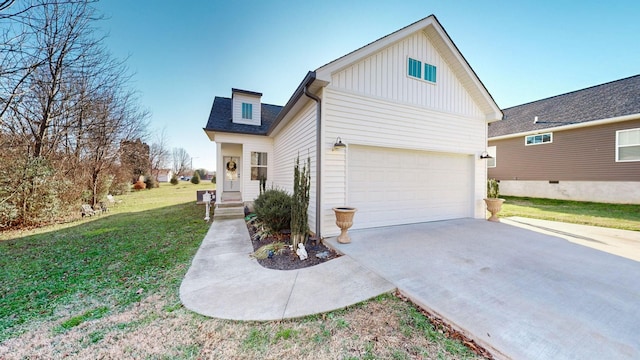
[
  {"xmin": 408, "ymin": 58, "xmax": 421, "ymax": 79},
  {"xmin": 525, "ymin": 133, "xmax": 552, "ymax": 145},
  {"xmin": 241, "ymin": 103, "xmax": 252, "ymax": 120},
  {"xmin": 251, "ymin": 152, "xmax": 267, "ymax": 180},
  {"xmin": 616, "ymin": 128, "xmax": 640, "ymax": 162},
  {"xmin": 407, "ymin": 57, "xmax": 437, "ymax": 83},
  {"xmin": 487, "ymin": 146, "xmax": 496, "ymax": 168}
]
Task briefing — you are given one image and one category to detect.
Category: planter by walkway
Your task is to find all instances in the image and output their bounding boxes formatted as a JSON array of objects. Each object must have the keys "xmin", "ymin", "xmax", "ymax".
[{"xmin": 333, "ymin": 207, "xmax": 357, "ymax": 244}]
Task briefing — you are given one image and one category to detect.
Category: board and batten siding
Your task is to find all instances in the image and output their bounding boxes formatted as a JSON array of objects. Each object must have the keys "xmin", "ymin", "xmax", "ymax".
[
  {"xmin": 330, "ymin": 31, "xmax": 484, "ymax": 119},
  {"xmin": 214, "ymin": 133, "xmax": 273, "ymax": 202},
  {"xmin": 272, "ymin": 101, "xmax": 318, "ymax": 233},
  {"xmin": 488, "ymin": 119, "xmax": 640, "ymax": 181},
  {"xmin": 321, "ymin": 87, "xmax": 488, "ymax": 235},
  {"xmin": 232, "ymin": 93, "xmax": 261, "ymax": 126}
]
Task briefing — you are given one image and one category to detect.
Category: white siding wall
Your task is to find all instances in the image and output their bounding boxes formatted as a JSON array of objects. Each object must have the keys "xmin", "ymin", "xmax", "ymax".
[
  {"xmin": 214, "ymin": 133, "xmax": 273, "ymax": 202},
  {"xmin": 272, "ymin": 102, "xmax": 318, "ymax": 234},
  {"xmin": 321, "ymin": 87, "xmax": 487, "ymax": 235},
  {"xmin": 232, "ymin": 93, "xmax": 262, "ymax": 126},
  {"xmin": 330, "ymin": 31, "xmax": 483, "ymax": 118}
]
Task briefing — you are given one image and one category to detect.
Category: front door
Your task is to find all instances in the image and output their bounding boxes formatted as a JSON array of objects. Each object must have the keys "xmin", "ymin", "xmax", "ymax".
[{"xmin": 223, "ymin": 156, "xmax": 240, "ymax": 191}]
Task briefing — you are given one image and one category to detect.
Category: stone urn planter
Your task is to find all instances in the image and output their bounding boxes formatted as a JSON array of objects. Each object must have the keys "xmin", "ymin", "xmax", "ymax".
[
  {"xmin": 332, "ymin": 207, "xmax": 357, "ymax": 244},
  {"xmin": 485, "ymin": 178, "xmax": 505, "ymax": 222},
  {"xmin": 484, "ymin": 198, "xmax": 505, "ymax": 222}
]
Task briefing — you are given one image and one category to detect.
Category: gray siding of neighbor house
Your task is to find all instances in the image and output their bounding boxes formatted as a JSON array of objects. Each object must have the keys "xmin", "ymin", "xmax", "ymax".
[{"xmin": 488, "ymin": 119, "xmax": 640, "ymax": 181}]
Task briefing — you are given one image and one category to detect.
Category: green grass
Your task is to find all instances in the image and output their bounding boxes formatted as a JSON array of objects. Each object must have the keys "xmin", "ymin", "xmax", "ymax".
[
  {"xmin": 500, "ymin": 196, "xmax": 640, "ymax": 231},
  {"xmin": 0, "ymin": 182, "xmax": 214, "ymax": 341}
]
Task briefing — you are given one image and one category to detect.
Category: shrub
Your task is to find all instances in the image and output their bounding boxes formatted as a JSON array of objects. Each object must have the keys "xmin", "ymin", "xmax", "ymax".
[
  {"xmin": 254, "ymin": 188, "xmax": 292, "ymax": 233},
  {"xmin": 487, "ymin": 178, "xmax": 500, "ymax": 198},
  {"xmin": 170, "ymin": 175, "xmax": 179, "ymax": 185},
  {"xmin": 144, "ymin": 176, "xmax": 158, "ymax": 189},
  {"xmin": 133, "ymin": 180, "xmax": 146, "ymax": 190},
  {"xmin": 190, "ymin": 171, "xmax": 200, "ymax": 184},
  {"xmin": 211, "ymin": 174, "xmax": 216, "ymax": 184}
]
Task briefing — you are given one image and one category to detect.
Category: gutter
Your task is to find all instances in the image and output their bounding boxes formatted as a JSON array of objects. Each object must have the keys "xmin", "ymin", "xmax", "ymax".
[{"xmin": 303, "ymin": 86, "xmax": 322, "ymax": 238}]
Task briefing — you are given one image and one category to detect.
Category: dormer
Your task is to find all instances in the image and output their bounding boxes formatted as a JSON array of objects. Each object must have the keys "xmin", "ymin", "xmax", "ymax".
[{"xmin": 232, "ymin": 88, "xmax": 262, "ymax": 126}]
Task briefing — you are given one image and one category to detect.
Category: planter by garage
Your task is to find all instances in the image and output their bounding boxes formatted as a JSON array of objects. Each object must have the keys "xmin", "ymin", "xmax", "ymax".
[{"xmin": 333, "ymin": 207, "xmax": 357, "ymax": 244}]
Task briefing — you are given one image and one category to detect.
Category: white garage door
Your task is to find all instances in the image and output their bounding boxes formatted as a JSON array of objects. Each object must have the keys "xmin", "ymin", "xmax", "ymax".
[{"xmin": 348, "ymin": 145, "xmax": 473, "ymax": 229}]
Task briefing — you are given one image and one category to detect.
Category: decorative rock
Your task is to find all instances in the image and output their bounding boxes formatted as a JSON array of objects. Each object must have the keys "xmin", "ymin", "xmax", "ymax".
[
  {"xmin": 315, "ymin": 251, "xmax": 330, "ymax": 259},
  {"xmin": 296, "ymin": 243, "xmax": 308, "ymax": 260}
]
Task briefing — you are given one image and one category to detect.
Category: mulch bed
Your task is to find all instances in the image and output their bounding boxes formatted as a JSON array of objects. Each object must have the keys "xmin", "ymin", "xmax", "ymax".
[{"xmin": 246, "ymin": 219, "xmax": 339, "ymax": 270}]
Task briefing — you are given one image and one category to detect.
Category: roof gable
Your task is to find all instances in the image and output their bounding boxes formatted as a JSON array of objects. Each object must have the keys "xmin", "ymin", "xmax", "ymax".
[
  {"xmin": 489, "ymin": 74, "xmax": 640, "ymax": 138},
  {"xmin": 315, "ymin": 15, "xmax": 502, "ymax": 121}
]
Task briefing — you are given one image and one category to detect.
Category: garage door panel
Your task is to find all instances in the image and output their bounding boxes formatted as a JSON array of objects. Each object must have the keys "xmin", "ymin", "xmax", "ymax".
[{"xmin": 348, "ymin": 146, "xmax": 472, "ymax": 229}]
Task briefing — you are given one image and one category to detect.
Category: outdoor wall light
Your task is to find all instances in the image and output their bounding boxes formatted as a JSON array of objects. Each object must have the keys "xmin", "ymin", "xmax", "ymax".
[
  {"xmin": 333, "ymin": 137, "xmax": 346, "ymax": 150},
  {"xmin": 480, "ymin": 151, "xmax": 493, "ymax": 159}
]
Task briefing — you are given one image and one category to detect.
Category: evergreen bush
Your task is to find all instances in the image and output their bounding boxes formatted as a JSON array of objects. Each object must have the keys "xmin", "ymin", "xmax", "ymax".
[
  {"xmin": 144, "ymin": 175, "xmax": 158, "ymax": 189},
  {"xmin": 190, "ymin": 171, "xmax": 200, "ymax": 184},
  {"xmin": 290, "ymin": 155, "xmax": 311, "ymax": 248},
  {"xmin": 254, "ymin": 188, "xmax": 292, "ymax": 233},
  {"xmin": 170, "ymin": 175, "xmax": 179, "ymax": 185}
]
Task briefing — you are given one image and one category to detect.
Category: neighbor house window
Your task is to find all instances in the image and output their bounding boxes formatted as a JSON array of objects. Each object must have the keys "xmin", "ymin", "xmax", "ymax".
[
  {"xmin": 424, "ymin": 63, "xmax": 437, "ymax": 83},
  {"xmin": 242, "ymin": 103, "xmax": 252, "ymax": 120},
  {"xmin": 525, "ymin": 133, "xmax": 552, "ymax": 145},
  {"xmin": 487, "ymin": 146, "xmax": 496, "ymax": 168},
  {"xmin": 251, "ymin": 152, "xmax": 267, "ymax": 180},
  {"xmin": 408, "ymin": 58, "xmax": 422, "ymax": 79},
  {"xmin": 617, "ymin": 128, "xmax": 640, "ymax": 162}
]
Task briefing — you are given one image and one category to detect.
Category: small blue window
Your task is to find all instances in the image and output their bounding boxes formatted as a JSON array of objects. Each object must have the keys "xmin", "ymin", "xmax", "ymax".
[
  {"xmin": 242, "ymin": 103, "xmax": 252, "ymax": 120},
  {"xmin": 408, "ymin": 58, "xmax": 421, "ymax": 79},
  {"xmin": 424, "ymin": 63, "xmax": 437, "ymax": 83}
]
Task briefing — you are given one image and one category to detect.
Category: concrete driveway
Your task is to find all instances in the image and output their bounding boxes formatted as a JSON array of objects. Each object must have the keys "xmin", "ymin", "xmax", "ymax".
[{"xmin": 325, "ymin": 218, "xmax": 640, "ymax": 360}]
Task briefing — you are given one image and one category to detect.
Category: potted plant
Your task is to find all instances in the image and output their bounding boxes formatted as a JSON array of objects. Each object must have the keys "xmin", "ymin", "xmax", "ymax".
[
  {"xmin": 484, "ymin": 178, "xmax": 505, "ymax": 222},
  {"xmin": 332, "ymin": 207, "xmax": 357, "ymax": 243}
]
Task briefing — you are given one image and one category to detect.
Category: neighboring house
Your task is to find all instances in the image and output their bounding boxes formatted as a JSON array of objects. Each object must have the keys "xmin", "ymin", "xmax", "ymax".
[
  {"xmin": 157, "ymin": 169, "xmax": 173, "ymax": 182},
  {"xmin": 488, "ymin": 75, "xmax": 640, "ymax": 204},
  {"xmin": 204, "ymin": 15, "xmax": 502, "ymax": 237}
]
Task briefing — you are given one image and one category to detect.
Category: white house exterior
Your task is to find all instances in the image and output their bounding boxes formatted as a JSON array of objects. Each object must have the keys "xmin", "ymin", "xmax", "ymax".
[
  {"xmin": 157, "ymin": 169, "xmax": 173, "ymax": 183},
  {"xmin": 204, "ymin": 15, "xmax": 502, "ymax": 237}
]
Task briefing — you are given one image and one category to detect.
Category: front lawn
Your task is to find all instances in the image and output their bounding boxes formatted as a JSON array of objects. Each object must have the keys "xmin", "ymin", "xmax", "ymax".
[
  {"xmin": 0, "ymin": 183, "xmax": 484, "ymax": 359},
  {"xmin": 500, "ymin": 196, "xmax": 640, "ymax": 231}
]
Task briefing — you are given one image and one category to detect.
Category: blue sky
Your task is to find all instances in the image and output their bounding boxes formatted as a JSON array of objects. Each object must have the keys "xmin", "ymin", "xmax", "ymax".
[{"xmin": 95, "ymin": 0, "xmax": 640, "ymax": 171}]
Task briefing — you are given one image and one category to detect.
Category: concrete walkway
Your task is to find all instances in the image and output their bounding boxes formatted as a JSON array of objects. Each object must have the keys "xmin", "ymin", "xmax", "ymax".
[
  {"xmin": 325, "ymin": 219, "xmax": 640, "ymax": 360},
  {"xmin": 179, "ymin": 218, "xmax": 394, "ymax": 320}
]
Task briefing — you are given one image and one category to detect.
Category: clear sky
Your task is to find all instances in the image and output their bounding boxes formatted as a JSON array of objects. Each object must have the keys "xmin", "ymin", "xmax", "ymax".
[{"xmin": 94, "ymin": 0, "xmax": 640, "ymax": 171}]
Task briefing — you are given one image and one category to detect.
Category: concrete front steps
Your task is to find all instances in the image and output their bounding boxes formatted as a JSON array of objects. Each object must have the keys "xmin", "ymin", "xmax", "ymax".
[{"xmin": 212, "ymin": 191, "xmax": 244, "ymax": 220}]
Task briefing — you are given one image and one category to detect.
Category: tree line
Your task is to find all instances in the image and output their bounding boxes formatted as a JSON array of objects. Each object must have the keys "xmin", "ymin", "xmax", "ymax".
[{"xmin": 0, "ymin": 0, "xmax": 192, "ymax": 229}]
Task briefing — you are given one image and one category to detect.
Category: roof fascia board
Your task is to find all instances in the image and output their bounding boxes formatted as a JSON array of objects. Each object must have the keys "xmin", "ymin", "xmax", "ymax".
[
  {"xmin": 489, "ymin": 113, "xmax": 640, "ymax": 141},
  {"xmin": 267, "ymin": 71, "xmax": 327, "ymax": 136}
]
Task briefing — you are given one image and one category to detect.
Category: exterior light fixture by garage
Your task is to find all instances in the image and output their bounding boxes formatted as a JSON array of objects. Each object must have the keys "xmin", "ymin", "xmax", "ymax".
[
  {"xmin": 480, "ymin": 151, "xmax": 493, "ymax": 159},
  {"xmin": 333, "ymin": 137, "xmax": 346, "ymax": 150}
]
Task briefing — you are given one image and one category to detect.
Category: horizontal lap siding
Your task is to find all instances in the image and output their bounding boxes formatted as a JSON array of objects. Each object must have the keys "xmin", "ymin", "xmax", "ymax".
[
  {"xmin": 321, "ymin": 88, "xmax": 486, "ymax": 234},
  {"xmin": 273, "ymin": 102, "xmax": 317, "ymax": 231},
  {"xmin": 331, "ymin": 31, "xmax": 484, "ymax": 119},
  {"xmin": 488, "ymin": 119, "xmax": 640, "ymax": 181}
]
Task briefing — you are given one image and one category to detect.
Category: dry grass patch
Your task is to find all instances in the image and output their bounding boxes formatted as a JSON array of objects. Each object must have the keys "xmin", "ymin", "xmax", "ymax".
[{"xmin": 0, "ymin": 293, "xmax": 484, "ymax": 360}]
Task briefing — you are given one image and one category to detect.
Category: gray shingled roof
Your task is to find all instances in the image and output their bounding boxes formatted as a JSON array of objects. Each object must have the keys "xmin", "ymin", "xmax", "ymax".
[
  {"xmin": 489, "ymin": 74, "xmax": 640, "ymax": 138},
  {"xmin": 204, "ymin": 97, "xmax": 283, "ymax": 135}
]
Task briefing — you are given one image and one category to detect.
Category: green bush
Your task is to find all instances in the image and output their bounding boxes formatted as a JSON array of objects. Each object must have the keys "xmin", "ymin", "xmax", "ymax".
[
  {"xmin": 254, "ymin": 188, "xmax": 292, "ymax": 233},
  {"xmin": 211, "ymin": 174, "xmax": 216, "ymax": 184},
  {"xmin": 170, "ymin": 175, "xmax": 179, "ymax": 185},
  {"xmin": 190, "ymin": 171, "xmax": 200, "ymax": 184}
]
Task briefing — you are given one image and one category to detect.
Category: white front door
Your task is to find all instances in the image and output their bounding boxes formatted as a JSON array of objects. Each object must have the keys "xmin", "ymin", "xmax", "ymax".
[{"xmin": 223, "ymin": 156, "xmax": 240, "ymax": 191}]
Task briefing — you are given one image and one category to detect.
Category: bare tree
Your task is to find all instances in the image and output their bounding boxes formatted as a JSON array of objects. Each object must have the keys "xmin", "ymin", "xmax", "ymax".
[
  {"xmin": 149, "ymin": 128, "xmax": 171, "ymax": 181},
  {"xmin": 172, "ymin": 147, "xmax": 190, "ymax": 177},
  {"xmin": 0, "ymin": 0, "xmax": 149, "ymax": 227}
]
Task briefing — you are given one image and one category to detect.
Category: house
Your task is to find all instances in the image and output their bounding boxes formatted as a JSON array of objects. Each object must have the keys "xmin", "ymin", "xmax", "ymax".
[
  {"xmin": 156, "ymin": 169, "xmax": 173, "ymax": 183},
  {"xmin": 204, "ymin": 15, "xmax": 502, "ymax": 237},
  {"xmin": 488, "ymin": 75, "xmax": 640, "ymax": 204}
]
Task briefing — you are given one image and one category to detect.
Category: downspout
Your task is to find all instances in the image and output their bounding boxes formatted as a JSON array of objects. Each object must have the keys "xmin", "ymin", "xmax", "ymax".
[{"xmin": 303, "ymin": 85, "xmax": 322, "ymax": 238}]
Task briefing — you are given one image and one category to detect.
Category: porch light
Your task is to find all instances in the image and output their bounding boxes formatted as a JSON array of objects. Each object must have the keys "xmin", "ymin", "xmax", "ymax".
[
  {"xmin": 480, "ymin": 151, "xmax": 493, "ymax": 159},
  {"xmin": 333, "ymin": 137, "xmax": 346, "ymax": 150}
]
